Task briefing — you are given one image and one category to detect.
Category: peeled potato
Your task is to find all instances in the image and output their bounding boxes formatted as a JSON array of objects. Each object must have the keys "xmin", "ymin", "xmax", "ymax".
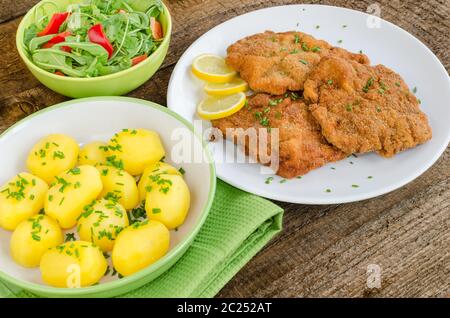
[
  {"xmin": 112, "ymin": 220, "xmax": 169, "ymax": 276},
  {"xmin": 40, "ymin": 241, "xmax": 107, "ymax": 288},
  {"xmin": 78, "ymin": 141, "xmax": 108, "ymax": 166},
  {"xmin": 26, "ymin": 134, "xmax": 79, "ymax": 184},
  {"xmin": 96, "ymin": 165, "xmax": 139, "ymax": 210},
  {"xmin": 0, "ymin": 172, "xmax": 48, "ymax": 230},
  {"xmin": 77, "ymin": 198, "xmax": 129, "ymax": 251},
  {"xmin": 45, "ymin": 165, "xmax": 103, "ymax": 229},
  {"xmin": 11, "ymin": 215, "xmax": 63, "ymax": 267},
  {"xmin": 107, "ymin": 129, "xmax": 165, "ymax": 175},
  {"xmin": 137, "ymin": 162, "xmax": 181, "ymax": 202},
  {"xmin": 144, "ymin": 174, "xmax": 190, "ymax": 229}
]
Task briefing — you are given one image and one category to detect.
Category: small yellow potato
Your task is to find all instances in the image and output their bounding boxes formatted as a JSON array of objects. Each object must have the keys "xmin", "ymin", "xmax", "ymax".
[
  {"xmin": 10, "ymin": 215, "xmax": 63, "ymax": 267},
  {"xmin": 77, "ymin": 198, "xmax": 129, "ymax": 251},
  {"xmin": 40, "ymin": 241, "xmax": 107, "ymax": 288},
  {"xmin": 45, "ymin": 165, "xmax": 103, "ymax": 229},
  {"xmin": 26, "ymin": 134, "xmax": 79, "ymax": 184},
  {"xmin": 144, "ymin": 174, "xmax": 190, "ymax": 230},
  {"xmin": 77, "ymin": 141, "xmax": 108, "ymax": 166},
  {"xmin": 96, "ymin": 165, "xmax": 139, "ymax": 210},
  {"xmin": 107, "ymin": 129, "xmax": 165, "ymax": 175},
  {"xmin": 112, "ymin": 220, "xmax": 169, "ymax": 276},
  {"xmin": 137, "ymin": 162, "xmax": 181, "ymax": 202},
  {"xmin": 0, "ymin": 172, "xmax": 48, "ymax": 230}
]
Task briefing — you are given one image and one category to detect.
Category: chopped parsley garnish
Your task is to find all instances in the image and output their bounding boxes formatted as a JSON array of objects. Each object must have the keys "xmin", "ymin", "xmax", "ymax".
[
  {"xmin": 337, "ymin": 39, "xmax": 343, "ymax": 44},
  {"xmin": 55, "ymin": 176, "xmax": 71, "ymax": 193},
  {"xmin": 315, "ymin": 25, "xmax": 320, "ymax": 29},
  {"xmin": 299, "ymin": 59, "xmax": 308, "ymax": 65},
  {"xmin": 294, "ymin": 34, "xmax": 300, "ymax": 44},
  {"xmin": 327, "ymin": 79, "xmax": 333, "ymax": 85},
  {"xmin": 362, "ymin": 77, "xmax": 374, "ymax": 93},
  {"xmin": 265, "ymin": 177, "xmax": 274, "ymax": 184},
  {"xmin": 395, "ymin": 82, "xmax": 401, "ymax": 87},
  {"xmin": 65, "ymin": 232, "xmax": 76, "ymax": 242},
  {"xmin": 268, "ymin": 98, "xmax": 283, "ymax": 106},
  {"xmin": 368, "ymin": 176, "xmax": 373, "ymax": 179},
  {"xmin": 412, "ymin": 87, "xmax": 418, "ymax": 94},
  {"xmin": 279, "ymin": 179, "xmax": 287, "ymax": 184},
  {"xmin": 68, "ymin": 167, "xmax": 81, "ymax": 175},
  {"xmin": 351, "ymin": 184, "xmax": 360, "ymax": 188},
  {"xmin": 325, "ymin": 188, "xmax": 331, "ymax": 193},
  {"xmin": 290, "ymin": 48, "xmax": 300, "ymax": 54},
  {"xmin": 346, "ymin": 104, "xmax": 353, "ymax": 112},
  {"xmin": 53, "ymin": 150, "xmax": 65, "ymax": 159},
  {"xmin": 301, "ymin": 42, "xmax": 309, "ymax": 51},
  {"xmin": 152, "ymin": 208, "xmax": 161, "ymax": 214},
  {"xmin": 178, "ymin": 167, "xmax": 186, "ymax": 175},
  {"xmin": 311, "ymin": 46, "xmax": 321, "ymax": 52}
]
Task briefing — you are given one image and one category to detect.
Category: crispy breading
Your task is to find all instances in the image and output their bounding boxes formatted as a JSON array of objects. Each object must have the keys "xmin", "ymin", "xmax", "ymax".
[
  {"xmin": 211, "ymin": 93, "xmax": 347, "ymax": 178},
  {"xmin": 226, "ymin": 31, "xmax": 369, "ymax": 95},
  {"xmin": 303, "ymin": 57, "xmax": 432, "ymax": 157}
]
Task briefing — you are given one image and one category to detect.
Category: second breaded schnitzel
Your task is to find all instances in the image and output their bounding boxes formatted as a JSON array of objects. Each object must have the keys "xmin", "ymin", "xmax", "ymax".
[
  {"xmin": 304, "ymin": 57, "xmax": 432, "ymax": 157},
  {"xmin": 226, "ymin": 31, "xmax": 369, "ymax": 95},
  {"xmin": 211, "ymin": 93, "xmax": 346, "ymax": 178}
]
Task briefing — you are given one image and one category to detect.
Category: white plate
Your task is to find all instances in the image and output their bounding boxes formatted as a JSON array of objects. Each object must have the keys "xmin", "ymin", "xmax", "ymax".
[
  {"xmin": 0, "ymin": 97, "xmax": 215, "ymax": 297},
  {"xmin": 167, "ymin": 4, "xmax": 450, "ymax": 204}
]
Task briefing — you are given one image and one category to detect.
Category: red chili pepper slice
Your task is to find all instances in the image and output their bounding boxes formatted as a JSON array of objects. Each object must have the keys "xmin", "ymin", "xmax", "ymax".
[
  {"xmin": 42, "ymin": 31, "xmax": 71, "ymax": 49},
  {"xmin": 88, "ymin": 24, "xmax": 113, "ymax": 58},
  {"xmin": 150, "ymin": 17, "xmax": 163, "ymax": 40},
  {"xmin": 131, "ymin": 54, "xmax": 147, "ymax": 66},
  {"xmin": 37, "ymin": 12, "xmax": 69, "ymax": 36},
  {"xmin": 61, "ymin": 46, "xmax": 72, "ymax": 53},
  {"xmin": 54, "ymin": 71, "xmax": 65, "ymax": 76}
]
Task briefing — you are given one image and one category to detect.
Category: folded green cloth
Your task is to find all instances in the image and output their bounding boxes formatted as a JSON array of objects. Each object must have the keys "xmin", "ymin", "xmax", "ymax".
[{"xmin": 0, "ymin": 180, "xmax": 283, "ymax": 298}]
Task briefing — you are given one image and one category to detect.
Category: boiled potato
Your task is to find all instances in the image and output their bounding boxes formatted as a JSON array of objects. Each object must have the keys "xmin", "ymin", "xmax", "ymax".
[
  {"xmin": 77, "ymin": 141, "xmax": 108, "ymax": 166},
  {"xmin": 145, "ymin": 174, "xmax": 190, "ymax": 229},
  {"xmin": 45, "ymin": 165, "xmax": 103, "ymax": 229},
  {"xmin": 11, "ymin": 214, "xmax": 63, "ymax": 267},
  {"xmin": 0, "ymin": 172, "xmax": 48, "ymax": 230},
  {"xmin": 107, "ymin": 129, "xmax": 165, "ymax": 175},
  {"xmin": 26, "ymin": 134, "xmax": 79, "ymax": 184},
  {"xmin": 96, "ymin": 165, "xmax": 139, "ymax": 210},
  {"xmin": 137, "ymin": 162, "xmax": 181, "ymax": 202},
  {"xmin": 112, "ymin": 220, "xmax": 169, "ymax": 276},
  {"xmin": 40, "ymin": 241, "xmax": 107, "ymax": 287},
  {"xmin": 77, "ymin": 198, "xmax": 129, "ymax": 251}
]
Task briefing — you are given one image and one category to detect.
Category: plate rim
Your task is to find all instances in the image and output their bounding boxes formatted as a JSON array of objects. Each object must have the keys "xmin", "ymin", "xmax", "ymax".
[
  {"xmin": 167, "ymin": 3, "xmax": 450, "ymax": 204},
  {"xmin": 0, "ymin": 96, "xmax": 217, "ymax": 296}
]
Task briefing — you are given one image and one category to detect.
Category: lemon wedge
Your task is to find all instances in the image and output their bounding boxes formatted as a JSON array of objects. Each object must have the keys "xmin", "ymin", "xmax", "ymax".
[
  {"xmin": 192, "ymin": 54, "xmax": 236, "ymax": 83},
  {"xmin": 197, "ymin": 92, "xmax": 246, "ymax": 120},
  {"xmin": 204, "ymin": 78, "xmax": 248, "ymax": 96}
]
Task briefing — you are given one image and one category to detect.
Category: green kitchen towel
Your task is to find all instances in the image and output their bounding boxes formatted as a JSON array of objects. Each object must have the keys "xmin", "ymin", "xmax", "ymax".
[{"xmin": 0, "ymin": 179, "xmax": 283, "ymax": 298}]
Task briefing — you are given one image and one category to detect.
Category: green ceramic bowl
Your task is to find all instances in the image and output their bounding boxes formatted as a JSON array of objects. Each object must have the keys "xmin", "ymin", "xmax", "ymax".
[
  {"xmin": 15, "ymin": 0, "xmax": 171, "ymax": 98},
  {"xmin": 0, "ymin": 97, "xmax": 216, "ymax": 297}
]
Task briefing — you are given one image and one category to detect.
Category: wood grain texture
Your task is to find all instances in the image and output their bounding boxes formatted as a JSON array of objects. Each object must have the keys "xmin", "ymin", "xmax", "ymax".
[{"xmin": 0, "ymin": 0, "xmax": 449, "ymax": 297}]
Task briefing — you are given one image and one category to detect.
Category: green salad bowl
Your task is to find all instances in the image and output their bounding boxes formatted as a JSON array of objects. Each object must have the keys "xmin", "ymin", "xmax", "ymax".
[{"xmin": 15, "ymin": 0, "xmax": 171, "ymax": 98}]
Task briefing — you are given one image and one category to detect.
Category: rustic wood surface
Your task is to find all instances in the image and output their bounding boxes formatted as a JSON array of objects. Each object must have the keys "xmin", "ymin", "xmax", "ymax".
[{"xmin": 0, "ymin": 0, "xmax": 449, "ymax": 297}]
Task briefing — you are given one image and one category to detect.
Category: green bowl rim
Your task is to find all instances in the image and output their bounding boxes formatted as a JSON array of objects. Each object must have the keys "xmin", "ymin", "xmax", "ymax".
[
  {"xmin": 0, "ymin": 96, "xmax": 217, "ymax": 297},
  {"xmin": 15, "ymin": 0, "xmax": 172, "ymax": 82}
]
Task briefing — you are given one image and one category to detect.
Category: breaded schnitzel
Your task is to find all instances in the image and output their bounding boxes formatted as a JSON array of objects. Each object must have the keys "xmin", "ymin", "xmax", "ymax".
[
  {"xmin": 226, "ymin": 31, "xmax": 369, "ymax": 95},
  {"xmin": 303, "ymin": 57, "xmax": 432, "ymax": 157},
  {"xmin": 211, "ymin": 93, "xmax": 346, "ymax": 178}
]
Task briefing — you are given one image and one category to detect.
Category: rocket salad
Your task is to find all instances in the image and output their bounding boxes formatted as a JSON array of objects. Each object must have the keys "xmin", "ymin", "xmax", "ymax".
[{"xmin": 23, "ymin": 0, "xmax": 165, "ymax": 77}]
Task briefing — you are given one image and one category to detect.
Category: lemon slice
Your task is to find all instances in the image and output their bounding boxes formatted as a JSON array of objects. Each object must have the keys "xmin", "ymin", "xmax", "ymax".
[
  {"xmin": 204, "ymin": 78, "xmax": 248, "ymax": 96},
  {"xmin": 197, "ymin": 92, "xmax": 246, "ymax": 120},
  {"xmin": 192, "ymin": 54, "xmax": 236, "ymax": 83}
]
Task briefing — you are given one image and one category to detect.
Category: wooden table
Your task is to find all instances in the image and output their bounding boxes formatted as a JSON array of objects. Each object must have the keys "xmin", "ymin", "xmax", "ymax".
[{"xmin": 1, "ymin": 0, "xmax": 449, "ymax": 297}]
